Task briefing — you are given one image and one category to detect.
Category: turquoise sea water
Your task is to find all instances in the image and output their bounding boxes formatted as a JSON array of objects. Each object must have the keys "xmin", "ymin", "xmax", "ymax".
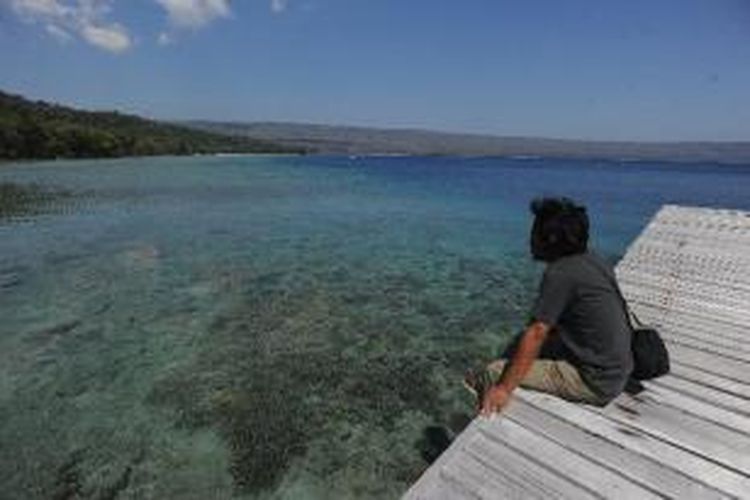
[{"xmin": 2, "ymin": 155, "xmax": 750, "ymax": 499}]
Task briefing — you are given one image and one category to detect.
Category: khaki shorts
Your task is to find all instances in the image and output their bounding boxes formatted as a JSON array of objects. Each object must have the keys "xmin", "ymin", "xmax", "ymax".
[{"xmin": 485, "ymin": 359, "xmax": 605, "ymax": 406}]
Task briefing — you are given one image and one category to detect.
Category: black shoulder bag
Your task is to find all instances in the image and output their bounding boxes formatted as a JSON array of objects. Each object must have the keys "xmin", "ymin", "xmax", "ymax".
[{"xmin": 585, "ymin": 256, "xmax": 670, "ymax": 394}]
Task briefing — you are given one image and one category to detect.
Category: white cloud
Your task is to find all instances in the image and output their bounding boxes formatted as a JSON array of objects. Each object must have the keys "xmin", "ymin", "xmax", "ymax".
[
  {"xmin": 9, "ymin": 0, "xmax": 132, "ymax": 53},
  {"xmin": 11, "ymin": 0, "xmax": 68, "ymax": 17},
  {"xmin": 270, "ymin": 0, "xmax": 287, "ymax": 14},
  {"xmin": 8, "ymin": 0, "xmax": 233, "ymax": 51},
  {"xmin": 155, "ymin": 0, "xmax": 230, "ymax": 28},
  {"xmin": 45, "ymin": 22, "xmax": 72, "ymax": 42},
  {"xmin": 81, "ymin": 22, "xmax": 130, "ymax": 53}
]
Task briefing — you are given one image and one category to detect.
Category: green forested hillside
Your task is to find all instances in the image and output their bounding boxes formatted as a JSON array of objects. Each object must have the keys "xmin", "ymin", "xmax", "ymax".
[{"xmin": 0, "ymin": 91, "xmax": 302, "ymax": 160}]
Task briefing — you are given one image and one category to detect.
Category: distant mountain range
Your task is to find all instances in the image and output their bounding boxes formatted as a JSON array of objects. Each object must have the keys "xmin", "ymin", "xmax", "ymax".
[
  {"xmin": 0, "ymin": 91, "xmax": 300, "ymax": 160},
  {"xmin": 2, "ymin": 89, "xmax": 748, "ymax": 164},
  {"xmin": 186, "ymin": 121, "xmax": 750, "ymax": 165}
]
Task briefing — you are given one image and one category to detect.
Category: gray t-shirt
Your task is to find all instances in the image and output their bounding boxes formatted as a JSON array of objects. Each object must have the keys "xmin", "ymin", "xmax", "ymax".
[{"xmin": 532, "ymin": 251, "xmax": 633, "ymax": 400}]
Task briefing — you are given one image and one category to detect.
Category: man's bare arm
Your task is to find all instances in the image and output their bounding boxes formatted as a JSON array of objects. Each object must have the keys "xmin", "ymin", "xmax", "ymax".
[
  {"xmin": 480, "ymin": 321, "xmax": 551, "ymax": 414},
  {"xmin": 500, "ymin": 321, "xmax": 550, "ymax": 390}
]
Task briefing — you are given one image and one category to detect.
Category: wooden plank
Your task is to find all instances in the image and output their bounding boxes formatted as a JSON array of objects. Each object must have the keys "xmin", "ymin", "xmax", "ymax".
[
  {"xmin": 667, "ymin": 343, "xmax": 750, "ymax": 385},
  {"xmin": 620, "ymin": 266, "xmax": 750, "ymax": 294},
  {"xmin": 463, "ymin": 428, "xmax": 600, "ymax": 500},
  {"xmin": 670, "ymin": 363, "xmax": 750, "ymax": 400},
  {"xmin": 474, "ymin": 419, "xmax": 662, "ymax": 499},
  {"xmin": 663, "ymin": 335, "xmax": 750, "ymax": 365},
  {"xmin": 631, "ymin": 220, "xmax": 750, "ymax": 240},
  {"xmin": 440, "ymin": 457, "xmax": 546, "ymax": 500},
  {"xmin": 593, "ymin": 394, "xmax": 750, "ymax": 475},
  {"xmin": 419, "ymin": 469, "xmax": 480, "ymax": 500},
  {"xmin": 620, "ymin": 247, "xmax": 750, "ymax": 271},
  {"xmin": 418, "ymin": 426, "xmax": 586, "ymax": 500},
  {"xmin": 637, "ymin": 383, "xmax": 750, "ymax": 435},
  {"xmin": 620, "ymin": 255, "xmax": 750, "ymax": 278},
  {"xmin": 505, "ymin": 398, "xmax": 727, "ymax": 499},
  {"xmin": 657, "ymin": 322, "xmax": 750, "ymax": 353},
  {"xmin": 653, "ymin": 313, "xmax": 750, "ymax": 342},
  {"xmin": 619, "ymin": 246, "xmax": 750, "ymax": 270},
  {"xmin": 626, "ymin": 298, "xmax": 749, "ymax": 337},
  {"xmin": 619, "ymin": 272, "xmax": 750, "ymax": 311},
  {"xmin": 518, "ymin": 390, "xmax": 750, "ymax": 498},
  {"xmin": 630, "ymin": 298, "xmax": 750, "ymax": 333},
  {"xmin": 661, "ymin": 329, "xmax": 750, "ymax": 358},
  {"xmin": 629, "ymin": 232, "xmax": 750, "ymax": 251},
  {"xmin": 636, "ymin": 233, "xmax": 750, "ymax": 246},
  {"xmin": 629, "ymin": 293, "xmax": 750, "ymax": 331},
  {"xmin": 649, "ymin": 375, "xmax": 750, "ymax": 418},
  {"xmin": 622, "ymin": 285, "xmax": 750, "ymax": 332},
  {"xmin": 619, "ymin": 254, "xmax": 750, "ymax": 294},
  {"xmin": 630, "ymin": 302, "xmax": 749, "ymax": 343}
]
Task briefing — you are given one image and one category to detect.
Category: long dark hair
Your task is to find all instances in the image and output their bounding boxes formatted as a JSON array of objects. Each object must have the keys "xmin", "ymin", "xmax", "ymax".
[{"xmin": 530, "ymin": 197, "xmax": 589, "ymax": 262}]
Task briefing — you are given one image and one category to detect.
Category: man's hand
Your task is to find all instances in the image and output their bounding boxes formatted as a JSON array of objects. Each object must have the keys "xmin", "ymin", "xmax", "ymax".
[
  {"xmin": 478, "ymin": 321, "xmax": 552, "ymax": 416},
  {"xmin": 480, "ymin": 384, "xmax": 512, "ymax": 415}
]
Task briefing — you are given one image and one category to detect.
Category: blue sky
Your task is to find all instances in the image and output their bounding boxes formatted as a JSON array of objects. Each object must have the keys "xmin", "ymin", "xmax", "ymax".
[{"xmin": 1, "ymin": 0, "xmax": 749, "ymax": 141}]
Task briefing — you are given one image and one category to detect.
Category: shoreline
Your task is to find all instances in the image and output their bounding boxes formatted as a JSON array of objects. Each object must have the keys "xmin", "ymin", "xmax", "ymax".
[
  {"xmin": 0, "ymin": 151, "xmax": 306, "ymax": 168},
  {"xmin": 2, "ymin": 153, "xmax": 750, "ymax": 169}
]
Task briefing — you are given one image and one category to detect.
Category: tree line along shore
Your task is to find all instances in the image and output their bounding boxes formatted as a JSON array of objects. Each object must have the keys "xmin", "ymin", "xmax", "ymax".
[{"xmin": 0, "ymin": 90, "xmax": 303, "ymax": 161}]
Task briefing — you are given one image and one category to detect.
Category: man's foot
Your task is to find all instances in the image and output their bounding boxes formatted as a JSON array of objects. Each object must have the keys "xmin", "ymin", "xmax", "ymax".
[{"xmin": 463, "ymin": 367, "xmax": 497, "ymax": 402}]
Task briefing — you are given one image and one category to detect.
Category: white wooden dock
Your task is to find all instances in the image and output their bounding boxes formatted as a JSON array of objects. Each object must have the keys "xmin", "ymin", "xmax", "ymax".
[{"xmin": 404, "ymin": 205, "xmax": 750, "ymax": 500}]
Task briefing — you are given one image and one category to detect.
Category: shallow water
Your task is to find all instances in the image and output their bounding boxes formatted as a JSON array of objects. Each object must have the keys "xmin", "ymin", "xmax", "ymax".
[{"xmin": 1, "ymin": 155, "xmax": 749, "ymax": 498}]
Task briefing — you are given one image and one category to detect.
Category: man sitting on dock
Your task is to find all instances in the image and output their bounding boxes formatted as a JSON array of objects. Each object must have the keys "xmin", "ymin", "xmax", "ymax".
[{"xmin": 466, "ymin": 197, "xmax": 633, "ymax": 414}]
